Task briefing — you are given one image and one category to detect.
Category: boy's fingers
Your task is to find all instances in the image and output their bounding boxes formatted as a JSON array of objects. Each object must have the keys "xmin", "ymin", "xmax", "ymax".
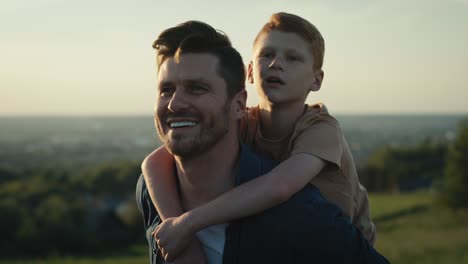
[
  {"xmin": 156, "ymin": 238, "xmax": 165, "ymax": 247},
  {"xmin": 166, "ymin": 252, "xmax": 175, "ymax": 262},
  {"xmin": 160, "ymin": 248, "xmax": 167, "ymax": 260},
  {"xmin": 160, "ymin": 247, "xmax": 175, "ymax": 262}
]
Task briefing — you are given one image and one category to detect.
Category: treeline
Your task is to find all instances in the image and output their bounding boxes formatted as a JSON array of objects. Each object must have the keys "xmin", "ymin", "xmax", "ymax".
[
  {"xmin": 0, "ymin": 161, "xmax": 144, "ymax": 258},
  {"xmin": 1, "ymin": 119, "xmax": 467, "ymax": 258},
  {"xmin": 358, "ymin": 140, "xmax": 447, "ymax": 192},
  {"xmin": 358, "ymin": 118, "xmax": 468, "ymax": 209}
]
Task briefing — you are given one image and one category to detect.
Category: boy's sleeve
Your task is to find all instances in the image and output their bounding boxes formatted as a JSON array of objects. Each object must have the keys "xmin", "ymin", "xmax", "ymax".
[{"xmin": 290, "ymin": 115, "xmax": 343, "ymax": 168}]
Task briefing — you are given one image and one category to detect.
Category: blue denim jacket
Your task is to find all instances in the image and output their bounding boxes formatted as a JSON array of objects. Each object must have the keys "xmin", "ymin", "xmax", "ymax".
[{"xmin": 136, "ymin": 144, "xmax": 390, "ymax": 263}]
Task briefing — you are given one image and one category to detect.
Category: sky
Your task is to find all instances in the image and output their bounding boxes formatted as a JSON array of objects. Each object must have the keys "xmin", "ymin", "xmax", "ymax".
[{"xmin": 1, "ymin": 0, "xmax": 467, "ymax": 116}]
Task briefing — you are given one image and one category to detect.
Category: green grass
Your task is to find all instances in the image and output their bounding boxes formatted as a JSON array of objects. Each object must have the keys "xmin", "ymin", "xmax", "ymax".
[
  {"xmin": 3, "ymin": 190, "xmax": 468, "ymax": 263},
  {"xmin": 371, "ymin": 190, "xmax": 468, "ymax": 264},
  {"xmin": 0, "ymin": 244, "xmax": 149, "ymax": 264},
  {"xmin": 0, "ymin": 256, "xmax": 147, "ymax": 264}
]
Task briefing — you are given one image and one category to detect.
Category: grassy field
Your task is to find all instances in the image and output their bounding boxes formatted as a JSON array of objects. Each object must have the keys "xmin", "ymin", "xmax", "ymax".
[
  {"xmin": 2, "ymin": 190, "xmax": 468, "ymax": 264},
  {"xmin": 0, "ymin": 244, "xmax": 148, "ymax": 264},
  {"xmin": 371, "ymin": 190, "xmax": 468, "ymax": 263},
  {"xmin": 0, "ymin": 256, "xmax": 147, "ymax": 264}
]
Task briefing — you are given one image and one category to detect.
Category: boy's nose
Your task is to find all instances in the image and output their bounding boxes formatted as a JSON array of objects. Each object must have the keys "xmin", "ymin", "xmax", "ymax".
[{"xmin": 268, "ymin": 57, "xmax": 284, "ymax": 71}]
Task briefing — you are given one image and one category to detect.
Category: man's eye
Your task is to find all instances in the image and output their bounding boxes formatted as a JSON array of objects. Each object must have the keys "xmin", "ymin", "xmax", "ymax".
[
  {"xmin": 190, "ymin": 85, "xmax": 207, "ymax": 93},
  {"xmin": 160, "ymin": 87, "xmax": 174, "ymax": 96}
]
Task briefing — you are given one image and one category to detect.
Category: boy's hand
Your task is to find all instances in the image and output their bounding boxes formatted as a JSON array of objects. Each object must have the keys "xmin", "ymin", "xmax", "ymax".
[
  {"xmin": 170, "ymin": 239, "xmax": 207, "ymax": 264},
  {"xmin": 154, "ymin": 216, "xmax": 194, "ymax": 262}
]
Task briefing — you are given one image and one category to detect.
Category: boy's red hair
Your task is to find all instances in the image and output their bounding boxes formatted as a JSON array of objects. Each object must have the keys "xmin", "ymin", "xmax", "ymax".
[{"xmin": 254, "ymin": 12, "xmax": 325, "ymax": 70}]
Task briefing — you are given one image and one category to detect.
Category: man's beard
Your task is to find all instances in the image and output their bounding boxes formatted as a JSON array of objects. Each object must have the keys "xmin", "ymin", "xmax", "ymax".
[{"xmin": 155, "ymin": 101, "xmax": 231, "ymax": 160}]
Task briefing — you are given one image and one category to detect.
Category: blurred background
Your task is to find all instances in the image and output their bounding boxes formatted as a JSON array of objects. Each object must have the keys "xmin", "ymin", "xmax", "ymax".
[{"xmin": 1, "ymin": 0, "xmax": 468, "ymax": 263}]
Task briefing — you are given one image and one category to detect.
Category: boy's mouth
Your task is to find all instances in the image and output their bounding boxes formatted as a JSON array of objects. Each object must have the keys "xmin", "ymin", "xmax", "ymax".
[{"xmin": 265, "ymin": 76, "xmax": 285, "ymax": 85}]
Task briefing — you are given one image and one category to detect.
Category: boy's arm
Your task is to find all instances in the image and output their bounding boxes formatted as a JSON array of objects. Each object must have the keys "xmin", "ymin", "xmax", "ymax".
[
  {"xmin": 141, "ymin": 146, "xmax": 182, "ymax": 220},
  {"xmin": 187, "ymin": 153, "xmax": 327, "ymax": 227},
  {"xmin": 154, "ymin": 153, "xmax": 327, "ymax": 256},
  {"xmin": 143, "ymin": 146, "xmax": 207, "ymax": 263}
]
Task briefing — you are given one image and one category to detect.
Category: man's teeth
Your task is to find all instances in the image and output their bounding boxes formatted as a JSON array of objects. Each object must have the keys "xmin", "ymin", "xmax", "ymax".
[{"xmin": 170, "ymin": 121, "xmax": 197, "ymax": 128}]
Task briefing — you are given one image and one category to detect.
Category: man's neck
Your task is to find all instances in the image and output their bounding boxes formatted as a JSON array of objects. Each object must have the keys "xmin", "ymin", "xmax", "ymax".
[
  {"xmin": 258, "ymin": 100, "xmax": 306, "ymax": 140},
  {"xmin": 174, "ymin": 135, "xmax": 239, "ymax": 211}
]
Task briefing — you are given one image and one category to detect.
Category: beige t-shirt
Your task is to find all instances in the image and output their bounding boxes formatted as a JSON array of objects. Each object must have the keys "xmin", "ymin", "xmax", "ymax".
[{"xmin": 240, "ymin": 103, "xmax": 376, "ymax": 244}]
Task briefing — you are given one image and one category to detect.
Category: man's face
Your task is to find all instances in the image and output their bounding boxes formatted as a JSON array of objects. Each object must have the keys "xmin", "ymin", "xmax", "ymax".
[
  {"xmin": 250, "ymin": 30, "xmax": 322, "ymax": 106},
  {"xmin": 155, "ymin": 53, "xmax": 232, "ymax": 159}
]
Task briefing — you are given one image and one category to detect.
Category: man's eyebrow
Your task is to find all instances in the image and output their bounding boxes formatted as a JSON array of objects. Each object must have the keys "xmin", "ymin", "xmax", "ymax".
[
  {"xmin": 158, "ymin": 81, "xmax": 173, "ymax": 89},
  {"xmin": 183, "ymin": 78, "xmax": 210, "ymax": 86}
]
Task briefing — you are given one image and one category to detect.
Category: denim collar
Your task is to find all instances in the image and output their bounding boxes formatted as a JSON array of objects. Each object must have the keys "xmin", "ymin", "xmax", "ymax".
[{"xmin": 234, "ymin": 143, "xmax": 265, "ymax": 186}]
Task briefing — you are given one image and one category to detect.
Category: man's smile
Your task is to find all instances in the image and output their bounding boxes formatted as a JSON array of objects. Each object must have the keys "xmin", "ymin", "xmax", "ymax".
[{"xmin": 169, "ymin": 121, "xmax": 198, "ymax": 128}]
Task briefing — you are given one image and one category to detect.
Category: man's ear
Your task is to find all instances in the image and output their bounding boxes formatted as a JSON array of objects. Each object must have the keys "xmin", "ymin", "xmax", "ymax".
[
  {"xmin": 310, "ymin": 69, "xmax": 324, "ymax": 92},
  {"xmin": 231, "ymin": 89, "xmax": 247, "ymax": 119},
  {"xmin": 247, "ymin": 62, "xmax": 254, "ymax": 84}
]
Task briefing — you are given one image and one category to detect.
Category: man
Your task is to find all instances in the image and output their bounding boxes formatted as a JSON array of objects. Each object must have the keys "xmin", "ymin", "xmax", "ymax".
[{"xmin": 136, "ymin": 20, "xmax": 390, "ymax": 264}]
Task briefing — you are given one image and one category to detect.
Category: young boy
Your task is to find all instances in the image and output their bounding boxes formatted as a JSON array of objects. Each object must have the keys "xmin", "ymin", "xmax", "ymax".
[{"xmin": 145, "ymin": 12, "xmax": 376, "ymax": 261}]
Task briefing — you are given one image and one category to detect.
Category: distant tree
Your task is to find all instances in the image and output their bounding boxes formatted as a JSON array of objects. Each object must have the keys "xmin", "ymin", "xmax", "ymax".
[
  {"xmin": 0, "ymin": 167, "xmax": 17, "ymax": 184},
  {"xmin": 0, "ymin": 160, "xmax": 143, "ymax": 257},
  {"xmin": 76, "ymin": 161, "xmax": 140, "ymax": 198},
  {"xmin": 0, "ymin": 198, "xmax": 22, "ymax": 256},
  {"xmin": 35, "ymin": 194, "xmax": 88, "ymax": 254},
  {"xmin": 359, "ymin": 140, "xmax": 448, "ymax": 192},
  {"xmin": 116, "ymin": 199, "xmax": 139, "ymax": 224},
  {"xmin": 441, "ymin": 118, "xmax": 468, "ymax": 208}
]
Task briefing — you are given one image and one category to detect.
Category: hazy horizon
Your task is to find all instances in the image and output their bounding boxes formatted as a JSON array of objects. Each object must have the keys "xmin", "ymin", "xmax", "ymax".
[
  {"xmin": 1, "ymin": 112, "xmax": 467, "ymax": 118},
  {"xmin": 2, "ymin": 0, "xmax": 467, "ymax": 115}
]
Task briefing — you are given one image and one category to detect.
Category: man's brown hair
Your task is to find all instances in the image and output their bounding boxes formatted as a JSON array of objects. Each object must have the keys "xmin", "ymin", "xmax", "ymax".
[
  {"xmin": 153, "ymin": 21, "xmax": 245, "ymax": 98},
  {"xmin": 254, "ymin": 12, "xmax": 325, "ymax": 70}
]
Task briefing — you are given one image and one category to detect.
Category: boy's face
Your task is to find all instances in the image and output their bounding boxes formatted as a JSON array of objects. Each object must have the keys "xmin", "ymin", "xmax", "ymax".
[{"xmin": 249, "ymin": 30, "xmax": 323, "ymax": 106}]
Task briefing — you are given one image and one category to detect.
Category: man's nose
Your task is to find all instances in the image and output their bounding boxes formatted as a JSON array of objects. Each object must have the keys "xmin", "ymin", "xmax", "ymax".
[
  {"xmin": 168, "ymin": 90, "xmax": 189, "ymax": 112},
  {"xmin": 268, "ymin": 57, "xmax": 284, "ymax": 71}
]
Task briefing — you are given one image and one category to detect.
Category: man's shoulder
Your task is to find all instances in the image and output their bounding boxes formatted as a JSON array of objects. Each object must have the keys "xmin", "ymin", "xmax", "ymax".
[
  {"xmin": 269, "ymin": 184, "xmax": 344, "ymax": 223},
  {"xmin": 236, "ymin": 144, "xmax": 278, "ymax": 184},
  {"xmin": 136, "ymin": 173, "xmax": 146, "ymax": 191},
  {"xmin": 237, "ymin": 144, "xmax": 344, "ymax": 221},
  {"xmin": 135, "ymin": 174, "xmax": 147, "ymax": 208},
  {"xmin": 135, "ymin": 173, "xmax": 155, "ymax": 216}
]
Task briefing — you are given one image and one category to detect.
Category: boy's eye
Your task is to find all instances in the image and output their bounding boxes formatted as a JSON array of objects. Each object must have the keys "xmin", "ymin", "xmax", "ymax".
[
  {"xmin": 260, "ymin": 52, "xmax": 274, "ymax": 59},
  {"xmin": 287, "ymin": 55, "xmax": 300, "ymax": 62}
]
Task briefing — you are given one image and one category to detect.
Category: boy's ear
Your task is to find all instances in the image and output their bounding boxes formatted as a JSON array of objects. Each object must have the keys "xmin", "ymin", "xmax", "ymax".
[
  {"xmin": 247, "ymin": 62, "xmax": 254, "ymax": 84},
  {"xmin": 310, "ymin": 69, "xmax": 324, "ymax": 92},
  {"xmin": 231, "ymin": 89, "xmax": 247, "ymax": 119}
]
